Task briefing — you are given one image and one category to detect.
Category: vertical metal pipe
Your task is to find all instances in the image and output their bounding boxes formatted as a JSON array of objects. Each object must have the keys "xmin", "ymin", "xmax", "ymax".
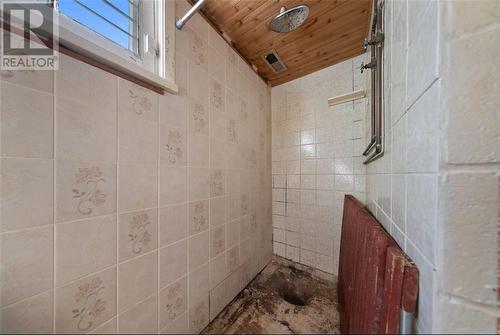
[
  {"xmin": 399, "ymin": 310, "xmax": 414, "ymax": 334},
  {"xmin": 175, "ymin": 0, "xmax": 207, "ymax": 30}
]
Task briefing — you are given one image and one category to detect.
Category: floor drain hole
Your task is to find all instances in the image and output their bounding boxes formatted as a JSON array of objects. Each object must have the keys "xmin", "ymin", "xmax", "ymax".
[{"xmin": 281, "ymin": 291, "xmax": 307, "ymax": 306}]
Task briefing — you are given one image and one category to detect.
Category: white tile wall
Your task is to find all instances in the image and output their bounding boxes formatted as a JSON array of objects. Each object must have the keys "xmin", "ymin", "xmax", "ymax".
[
  {"xmin": 365, "ymin": 0, "xmax": 441, "ymax": 332},
  {"xmin": 367, "ymin": 0, "xmax": 499, "ymax": 333},
  {"xmin": 271, "ymin": 55, "xmax": 368, "ymax": 274},
  {"xmin": 437, "ymin": 0, "xmax": 500, "ymax": 332}
]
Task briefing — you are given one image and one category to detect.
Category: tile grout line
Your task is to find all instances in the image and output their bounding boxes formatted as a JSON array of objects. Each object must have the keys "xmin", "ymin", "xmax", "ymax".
[
  {"xmin": 207, "ymin": 49, "xmax": 212, "ymax": 326},
  {"xmin": 156, "ymin": 76, "xmax": 161, "ymax": 334},
  {"xmin": 52, "ymin": 67, "xmax": 57, "ymax": 333},
  {"xmin": 115, "ymin": 75, "xmax": 120, "ymax": 332},
  {"xmin": 186, "ymin": 43, "xmax": 191, "ymax": 332},
  {"xmin": 0, "ymin": 74, "xmax": 2, "ymax": 329}
]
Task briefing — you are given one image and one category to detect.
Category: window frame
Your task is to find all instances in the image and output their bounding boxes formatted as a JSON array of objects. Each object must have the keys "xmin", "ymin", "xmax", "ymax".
[{"xmin": 52, "ymin": 0, "xmax": 177, "ymax": 93}]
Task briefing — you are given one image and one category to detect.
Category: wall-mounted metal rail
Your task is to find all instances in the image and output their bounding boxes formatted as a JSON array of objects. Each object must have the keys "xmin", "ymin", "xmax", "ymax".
[
  {"xmin": 362, "ymin": 0, "xmax": 385, "ymax": 165},
  {"xmin": 175, "ymin": 0, "xmax": 207, "ymax": 30}
]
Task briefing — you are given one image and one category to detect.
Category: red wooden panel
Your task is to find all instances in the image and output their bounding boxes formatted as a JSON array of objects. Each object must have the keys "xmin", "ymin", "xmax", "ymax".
[
  {"xmin": 401, "ymin": 264, "xmax": 419, "ymax": 314},
  {"xmin": 339, "ymin": 195, "xmax": 371, "ymax": 333},
  {"xmin": 367, "ymin": 226, "xmax": 395, "ymax": 333},
  {"xmin": 349, "ymin": 213, "xmax": 372, "ymax": 332},
  {"xmin": 338, "ymin": 195, "xmax": 419, "ymax": 334},
  {"xmin": 379, "ymin": 247, "xmax": 406, "ymax": 334}
]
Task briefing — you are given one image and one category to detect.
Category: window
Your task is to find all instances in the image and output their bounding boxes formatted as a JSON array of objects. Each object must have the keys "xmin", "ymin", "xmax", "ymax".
[
  {"xmin": 51, "ymin": 0, "xmax": 177, "ymax": 92},
  {"xmin": 57, "ymin": 0, "xmax": 140, "ymax": 55}
]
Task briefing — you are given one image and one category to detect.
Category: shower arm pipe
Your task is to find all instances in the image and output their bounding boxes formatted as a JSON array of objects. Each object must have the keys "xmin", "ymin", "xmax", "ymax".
[
  {"xmin": 175, "ymin": 0, "xmax": 207, "ymax": 30},
  {"xmin": 363, "ymin": 143, "xmax": 383, "ymax": 164}
]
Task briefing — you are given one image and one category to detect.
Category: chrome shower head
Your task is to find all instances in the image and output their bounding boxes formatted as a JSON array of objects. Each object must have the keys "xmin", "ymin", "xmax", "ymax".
[{"xmin": 269, "ymin": 5, "xmax": 310, "ymax": 33}]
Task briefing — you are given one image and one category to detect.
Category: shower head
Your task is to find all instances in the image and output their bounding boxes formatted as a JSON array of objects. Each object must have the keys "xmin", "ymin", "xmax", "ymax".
[{"xmin": 269, "ymin": 5, "xmax": 310, "ymax": 33}]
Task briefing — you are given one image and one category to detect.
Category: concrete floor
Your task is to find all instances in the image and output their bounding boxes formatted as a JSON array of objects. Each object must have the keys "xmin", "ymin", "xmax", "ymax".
[{"xmin": 203, "ymin": 257, "xmax": 340, "ymax": 334}]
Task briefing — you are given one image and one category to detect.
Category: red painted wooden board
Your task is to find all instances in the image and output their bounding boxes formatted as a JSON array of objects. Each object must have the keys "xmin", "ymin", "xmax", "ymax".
[
  {"xmin": 380, "ymin": 247, "xmax": 406, "ymax": 334},
  {"xmin": 339, "ymin": 195, "xmax": 419, "ymax": 334}
]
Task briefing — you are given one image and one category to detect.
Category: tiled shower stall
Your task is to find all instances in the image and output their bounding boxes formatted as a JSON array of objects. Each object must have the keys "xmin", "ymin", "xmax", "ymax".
[
  {"xmin": 271, "ymin": 55, "xmax": 369, "ymax": 274},
  {"xmin": 1, "ymin": 0, "xmax": 499, "ymax": 333}
]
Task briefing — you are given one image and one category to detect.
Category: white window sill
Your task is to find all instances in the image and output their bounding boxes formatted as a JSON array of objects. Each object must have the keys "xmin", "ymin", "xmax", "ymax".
[{"xmin": 56, "ymin": 14, "xmax": 178, "ymax": 94}]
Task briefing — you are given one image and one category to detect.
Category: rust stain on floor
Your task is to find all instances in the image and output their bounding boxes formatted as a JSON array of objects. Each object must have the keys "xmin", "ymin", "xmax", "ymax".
[{"xmin": 203, "ymin": 258, "xmax": 340, "ymax": 334}]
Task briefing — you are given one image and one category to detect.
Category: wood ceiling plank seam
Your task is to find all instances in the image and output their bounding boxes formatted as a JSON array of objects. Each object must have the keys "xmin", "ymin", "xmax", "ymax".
[
  {"xmin": 284, "ymin": 43, "xmax": 364, "ymax": 72},
  {"xmin": 256, "ymin": 43, "xmax": 364, "ymax": 81},
  {"xmin": 210, "ymin": 0, "xmax": 271, "ymax": 33},
  {"xmin": 256, "ymin": 34, "xmax": 365, "ymax": 77},
  {"xmin": 258, "ymin": 23, "xmax": 369, "ymax": 65},
  {"xmin": 271, "ymin": 35, "xmax": 365, "ymax": 68},
  {"xmin": 204, "ymin": 0, "xmax": 245, "ymax": 18},
  {"xmin": 245, "ymin": 23, "xmax": 367, "ymax": 68},
  {"xmin": 246, "ymin": 29, "xmax": 367, "ymax": 78},
  {"xmin": 270, "ymin": 46, "xmax": 364, "ymax": 86}
]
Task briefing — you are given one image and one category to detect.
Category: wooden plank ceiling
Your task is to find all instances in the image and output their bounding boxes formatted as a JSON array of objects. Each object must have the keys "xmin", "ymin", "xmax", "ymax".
[{"xmin": 200, "ymin": 0, "xmax": 372, "ymax": 86}]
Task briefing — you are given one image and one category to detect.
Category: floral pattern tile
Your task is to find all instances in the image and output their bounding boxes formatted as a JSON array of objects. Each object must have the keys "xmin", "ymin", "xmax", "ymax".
[
  {"xmin": 119, "ymin": 209, "xmax": 158, "ymax": 261},
  {"xmin": 56, "ymin": 268, "xmax": 116, "ymax": 334},
  {"xmin": 190, "ymin": 33, "xmax": 207, "ymax": 69},
  {"xmin": 72, "ymin": 167, "xmax": 106, "ymax": 216},
  {"xmin": 190, "ymin": 101, "xmax": 208, "ymax": 135},
  {"xmin": 227, "ymin": 118, "xmax": 238, "ymax": 144},
  {"xmin": 250, "ymin": 212, "xmax": 258, "ymax": 233},
  {"xmin": 189, "ymin": 299, "xmax": 209, "ymax": 334},
  {"xmin": 71, "ymin": 277, "xmax": 107, "ymax": 331},
  {"xmin": 210, "ymin": 169, "xmax": 224, "ymax": 197},
  {"xmin": 210, "ymin": 78, "xmax": 224, "ymax": 112},
  {"xmin": 162, "ymin": 127, "xmax": 187, "ymax": 166},
  {"xmin": 57, "ymin": 160, "xmax": 116, "ymax": 222},
  {"xmin": 240, "ymin": 193, "xmax": 250, "ymax": 216},
  {"xmin": 128, "ymin": 89, "xmax": 153, "ymax": 115},
  {"xmin": 240, "ymin": 100, "xmax": 248, "ymax": 122},
  {"xmin": 227, "ymin": 246, "xmax": 239, "ymax": 274},
  {"xmin": 160, "ymin": 276, "xmax": 187, "ymax": 330},
  {"xmin": 120, "ymin": 80, "xmax": 157, "ymax": 119},
  {"xmin": 189, "ymin": 200, "xmax": 209, "ymax": 235}
]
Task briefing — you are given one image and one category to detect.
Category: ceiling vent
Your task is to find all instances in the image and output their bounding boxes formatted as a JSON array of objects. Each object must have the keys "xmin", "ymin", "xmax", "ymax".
[{"xmin": 262, "ymin": 49, "xmax": 287, "ymax": 73}]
